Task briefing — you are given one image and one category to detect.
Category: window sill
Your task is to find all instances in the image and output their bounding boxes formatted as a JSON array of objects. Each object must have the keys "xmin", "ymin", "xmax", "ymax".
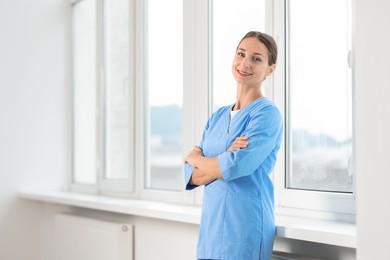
[
  {"xmin": 275, "ymin": 214, "xmax": 356, "ymax": 248},
  {"xmin": 19, "ymin": 190, "xmax": 356, "ymax": 248}
]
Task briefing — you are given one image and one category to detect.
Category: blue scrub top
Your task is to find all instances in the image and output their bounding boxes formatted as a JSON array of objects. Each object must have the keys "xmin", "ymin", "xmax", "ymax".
[{"xmin": 184, "ymin": 97, "xmax": 283, "ymax": 260}]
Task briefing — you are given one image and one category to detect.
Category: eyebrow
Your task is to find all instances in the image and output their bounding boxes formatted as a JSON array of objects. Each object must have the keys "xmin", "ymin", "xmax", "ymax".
[{"xmin": 238, "ymin": 48, "xmax": 264, "ymax": 57}]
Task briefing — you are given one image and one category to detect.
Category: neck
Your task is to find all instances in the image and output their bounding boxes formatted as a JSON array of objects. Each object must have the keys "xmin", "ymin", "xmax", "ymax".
[{"xmin": 234, "ymin": 84, "xmax": 263, "ymax": 110}]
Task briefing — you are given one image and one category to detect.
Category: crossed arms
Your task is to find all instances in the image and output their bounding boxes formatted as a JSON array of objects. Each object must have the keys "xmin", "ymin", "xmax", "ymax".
[{"xmin": 184, "ymin": 136, "xmax": 248, "ymax": 186}]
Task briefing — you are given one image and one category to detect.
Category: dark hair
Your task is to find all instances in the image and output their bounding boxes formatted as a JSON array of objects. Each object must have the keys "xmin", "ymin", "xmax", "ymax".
[{"xmin": 237, "ymin": 31, "xmax": 278, "ymax": 66}]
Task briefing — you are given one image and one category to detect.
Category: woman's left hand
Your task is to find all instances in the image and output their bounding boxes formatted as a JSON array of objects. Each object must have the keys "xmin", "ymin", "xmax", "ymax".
[
  {"xmin": 227, "ymin": 136, "xmax": 249, "ymax": 152},
  {"xmin": 184, "ymin": 146, "xmax": 203, "ymax": 167}
]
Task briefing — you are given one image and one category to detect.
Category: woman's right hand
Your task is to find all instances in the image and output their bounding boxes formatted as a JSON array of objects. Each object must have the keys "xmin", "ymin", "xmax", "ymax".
[{"xmin": 227, "ymin": 136, "xmax": 249, "ymax": 152}]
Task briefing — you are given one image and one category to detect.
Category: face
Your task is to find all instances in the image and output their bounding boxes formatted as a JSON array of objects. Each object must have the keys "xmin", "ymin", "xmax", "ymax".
[{"xmin": 232, "ymin": 37, "xmax": 276, "ymax": 86}]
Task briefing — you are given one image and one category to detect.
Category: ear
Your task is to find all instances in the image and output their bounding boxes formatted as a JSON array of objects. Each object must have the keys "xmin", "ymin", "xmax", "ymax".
[{"xmin": 266, "ymin": 64, "xmax": 276, "ymax": 77}]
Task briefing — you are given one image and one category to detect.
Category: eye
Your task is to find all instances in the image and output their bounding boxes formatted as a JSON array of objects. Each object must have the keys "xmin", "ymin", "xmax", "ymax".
[
  {"xmin": 237, "ymin": 52, "xmax": 245, "ymax": 57},
  {"xmin": 252, "ymin": 57, "xmax": 262, "ymax": 62}
]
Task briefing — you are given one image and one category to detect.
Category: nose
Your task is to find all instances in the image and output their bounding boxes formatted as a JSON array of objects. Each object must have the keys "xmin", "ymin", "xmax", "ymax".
[{"xmin": 242, "ymin": 57, "xmax": 251, "ymax": 68}]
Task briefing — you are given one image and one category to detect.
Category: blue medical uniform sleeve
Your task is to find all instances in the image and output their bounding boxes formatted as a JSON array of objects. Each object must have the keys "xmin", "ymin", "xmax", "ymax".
[
  {"xmin": 218, "ymin": 106, "xmax": 283, "ymax": 181},
  {"xmin": 184, "ymin": 163, "xmax": 198, "ymax": 190},
  {"xmin": 184, "ymin": 115, "xmax": 212, "ymax": 190}
]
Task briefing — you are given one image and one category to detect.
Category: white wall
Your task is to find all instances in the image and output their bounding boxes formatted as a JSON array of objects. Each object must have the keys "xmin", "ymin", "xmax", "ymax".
[
  {"xmin": 0, "ymin": 0, "xmax": 69, "ymax": 259},
  {"xmin": 355, "ymin": 0, "xmax": 390, "ymax": 259}
]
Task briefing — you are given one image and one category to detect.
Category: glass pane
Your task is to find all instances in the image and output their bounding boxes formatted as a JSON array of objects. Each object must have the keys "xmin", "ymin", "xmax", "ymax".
[
  {"xmin": 103, "ymin": 0, "xmax": 130, "ymax": 180},
  {"xmin": 287, "ymin": 0, "xmax": 353, "ymax": 192},
  {"xmin": 212, "ymin": 0, "xmax": 265, "ymax": 111},
  {"xmin": 72, "ymin": 0, "xmax": 97, "ymax": 184},
  {"xmin": 144, "ymin": 0, "xmax": 183, "ymax": 191}
]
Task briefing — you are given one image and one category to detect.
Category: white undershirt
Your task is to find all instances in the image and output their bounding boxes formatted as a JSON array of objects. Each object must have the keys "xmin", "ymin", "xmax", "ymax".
[{"xmin": 230, "ymin": 109, "xmax": 240, "ymax": 119}]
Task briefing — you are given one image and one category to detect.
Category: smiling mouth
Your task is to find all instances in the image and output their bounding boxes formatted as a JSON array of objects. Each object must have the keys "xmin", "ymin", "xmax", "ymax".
[{"xmin": 237, "ymin": 70, "xmax": 252, "ymax": 77}]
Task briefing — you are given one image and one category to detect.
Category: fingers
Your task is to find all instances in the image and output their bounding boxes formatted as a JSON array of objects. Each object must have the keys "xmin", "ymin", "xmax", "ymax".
[
  {"xmin": 227, "ymin": 136, "xmax": 249, "ymax": 152},
  {"xmin": 235, "ymin": 136, "xmax": 249, "ymax": 141},
  {"xmin": 184, "ymin": 146, "xmax": 204, "ymax": 164},
  {"xmin": 193, "ymin": 146, "xmax": 202, "ymax": 152},
  {"xmin": 234, "ymin": 136, "xmax": 249, "ymax": 148}
]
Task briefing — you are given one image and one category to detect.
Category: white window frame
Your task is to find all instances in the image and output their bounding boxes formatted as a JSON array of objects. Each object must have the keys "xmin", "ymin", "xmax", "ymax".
[
  {"xmin": 70, "ymin": 0, "xmax": 135, "ymax": 196},
  {"xmin": 134, "ymin": 0, "xmax": 210, "ymax": 204},
  {"xmin": 70, "ymin": 0, "xmax": 99, "ymax": 195},
  {"xmin": 99, "ymin": 0, "xmax": 135, "ymax": 196},
  {"xmin": 271, "ymin": 0, "xmax": 356, "ymax": 221},
  {"xmin": 69, "ymin": 0, "xmax": 211, "ymax": 204}
]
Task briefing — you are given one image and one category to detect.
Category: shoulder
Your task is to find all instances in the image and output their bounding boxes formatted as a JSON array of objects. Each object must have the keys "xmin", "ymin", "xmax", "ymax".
[
  {"xmin": 202, "ymin": 105, "xmax": 231, "ymax": 130},
  {"xmin": 209, "ymin": 105, "xmax": 231, "ymax": 120},
  {"xmin": 214, "ymin": 105, "xmax": 232, "ymax": 115},
  {"xmin": 246, "ymin": 98, "xmax": 283, "ymax": 131},
  {"xmin": 251, "ymin": 98, "xmax": 281, "ymax": 118}
]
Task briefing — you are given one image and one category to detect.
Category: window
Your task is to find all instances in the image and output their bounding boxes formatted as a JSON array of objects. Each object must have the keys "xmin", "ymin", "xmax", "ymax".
[
  {"xmin": 144, "ymin": 0, "xmax": 183, "ymax": 191},
  {"xmin": 71, "ymin": 0, "xmax": 134, "ymax": 194},
  {"xmin": 102, "ymin": 0, "xmax": 132, "ymax": 181},
  {"xmin": 70, "ymin": 0, "xmax": 356, "ymax": 215},
  {"xmin": 287, "ymin": 0, "xmax": 353, "ymax": 193},
  {"xmin": 71, "ymin": 0, "xmax": 98, "ymax": 186},
  {"xmin": 273, "ymin": 0, "xmax": 355, "ymax": 216},
  {"xmin": 100, "ymin": 0, "xmax": 134, "ymax": 192}
]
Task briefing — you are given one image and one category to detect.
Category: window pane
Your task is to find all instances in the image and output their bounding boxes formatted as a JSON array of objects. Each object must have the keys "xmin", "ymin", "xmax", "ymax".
[
  {"xmin": 211, "ymin": 0, "xmax": 265, "ymax": 111},
  {"xmin": 287, "ymin": 0, "xmax": 353, "ymax": 192},
  {"xmin": 72, "ymin": 0, "xmax": 97, "ymax": 184},
  {"xmin": 144, "ymin": 0, "xmax": 183, "ymax": 191},
  {"xmin": 103, "ymin": 0, "xmax": 131, "ymax": 180}
]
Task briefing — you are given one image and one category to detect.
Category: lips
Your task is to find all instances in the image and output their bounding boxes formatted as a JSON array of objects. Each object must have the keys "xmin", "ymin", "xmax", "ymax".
[{"xmin": 237, "ymin": 69, "xmax": 252, "ymax": 77}]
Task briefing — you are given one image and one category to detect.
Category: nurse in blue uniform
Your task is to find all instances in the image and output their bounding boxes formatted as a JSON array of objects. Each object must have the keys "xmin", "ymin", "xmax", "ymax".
[{"xmin": 184, "ymin": 31, "xmax": 283, "ymax": 260}]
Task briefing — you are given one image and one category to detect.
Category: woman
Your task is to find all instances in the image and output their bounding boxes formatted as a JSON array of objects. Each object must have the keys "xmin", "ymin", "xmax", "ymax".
[{"xmin": 184, "ymin": 31, "xmax": 283, "ymax": 260}]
